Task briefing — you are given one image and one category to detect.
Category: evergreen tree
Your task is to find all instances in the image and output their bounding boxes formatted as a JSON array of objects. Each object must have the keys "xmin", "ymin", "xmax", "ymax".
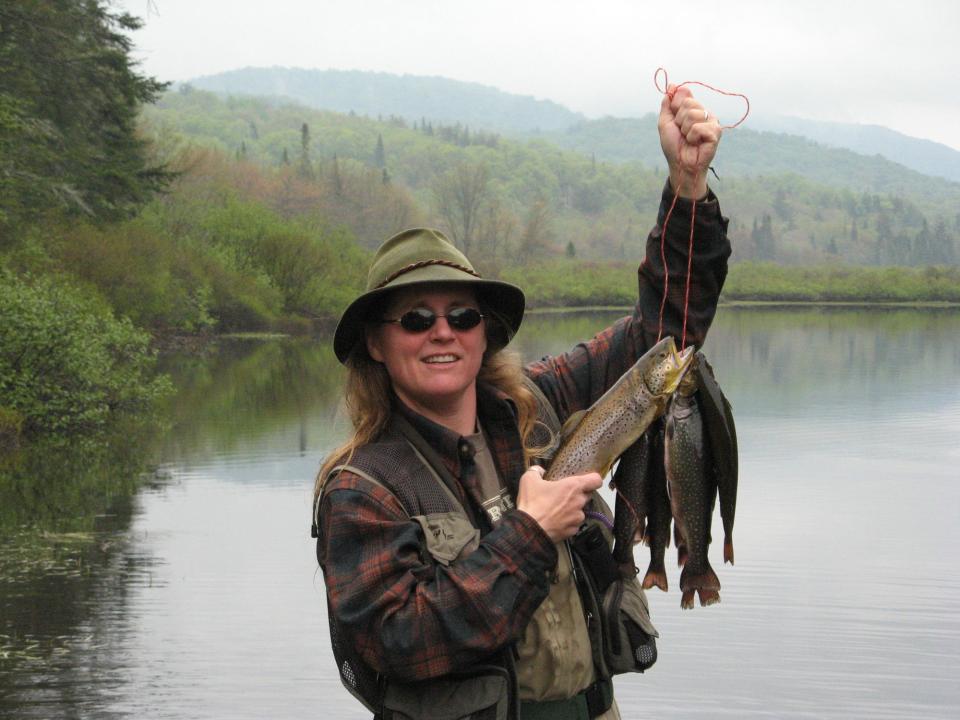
[
  {"xmin": 566, "ymin": 241, "xmax": 576, "ymax": 258},
  {"xmin": 373, "ymin": 133, "xmax": 386, "ymax": 169},
  {"xmin": 0, "ymin": 0, "xmax": 170, "ymax": 236},
  {"xmin": 299, "ymin": 122, "xmax": 314, "ymax": 179}
]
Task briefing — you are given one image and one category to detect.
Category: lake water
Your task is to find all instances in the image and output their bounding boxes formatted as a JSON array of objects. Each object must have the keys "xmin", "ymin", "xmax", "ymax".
[{"xmin": 2, "ymin": 307, "xmax": 959, "ymax": 719}]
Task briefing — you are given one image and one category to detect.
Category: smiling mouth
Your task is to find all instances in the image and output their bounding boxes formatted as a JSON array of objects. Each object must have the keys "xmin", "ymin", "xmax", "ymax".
[{"xmin": 423, "ymin": 354, "xmax": 458, "ymax": 364}]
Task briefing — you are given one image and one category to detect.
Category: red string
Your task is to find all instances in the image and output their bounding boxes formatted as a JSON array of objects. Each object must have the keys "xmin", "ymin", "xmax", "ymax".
[
  {"xmin": 653, "ymin": 67, "xmax": 750, "ymax": 350},
  {"xmin": 654, "ymin": 67, "xmax": 751, "ymax": 130}
]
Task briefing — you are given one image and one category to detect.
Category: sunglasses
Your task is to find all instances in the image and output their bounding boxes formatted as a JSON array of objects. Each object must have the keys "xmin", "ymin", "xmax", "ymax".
[{"xmin": 380, "ymin": 307, "xmax": 485, "ymax": 333}]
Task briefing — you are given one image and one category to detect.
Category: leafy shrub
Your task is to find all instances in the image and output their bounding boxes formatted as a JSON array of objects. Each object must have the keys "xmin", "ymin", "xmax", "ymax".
[{"xmin": 0, "ymin": 272, "xmax": 172, "ymax": 433}]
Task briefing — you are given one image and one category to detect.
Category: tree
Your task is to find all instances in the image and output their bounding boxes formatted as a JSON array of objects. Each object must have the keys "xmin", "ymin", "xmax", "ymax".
[
  {"xmin": 932, "ymin": 218, "xmax": 956, "ymax": 265},
  {"xmin": 0, "ymin": 0, "xmax": 170, "ymax": 237},
  {"xmin": 298, "ymin": 122, "xmax": 314, "ymax": 180},
  {"xmin": 373, "ymin": 133, "xmax": 386, "ymax": 169},
  {"xmin": 433, "ymin": 161, "xmax": 492, "ymax": 256},
  {"xmin": 518, "ymin": 198, "xmax": 553, "ymax": 263}
]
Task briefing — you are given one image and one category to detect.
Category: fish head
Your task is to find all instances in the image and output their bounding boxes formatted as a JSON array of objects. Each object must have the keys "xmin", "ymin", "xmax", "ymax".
[{"xmin": 641, "ymin": 337, "xmax": 696, "ymax": 398}]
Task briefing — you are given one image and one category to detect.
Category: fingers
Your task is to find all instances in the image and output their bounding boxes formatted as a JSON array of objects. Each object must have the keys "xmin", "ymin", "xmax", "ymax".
[
  {"xmin": 675, "ymin": 99, "xmax": 718, "ymax": 142},
  {"xmin": 575, "ymin": 471, "xmax": 603, "ymax": 493},
  {"xmin": 517, "ymin": 468, "xmax": 603, "ymax": 543}
]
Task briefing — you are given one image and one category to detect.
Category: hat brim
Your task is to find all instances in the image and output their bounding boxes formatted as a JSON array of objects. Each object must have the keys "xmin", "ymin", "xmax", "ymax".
[{"xmin": 334, "ymin": 264, "xmax": 525, "ymax": 364}]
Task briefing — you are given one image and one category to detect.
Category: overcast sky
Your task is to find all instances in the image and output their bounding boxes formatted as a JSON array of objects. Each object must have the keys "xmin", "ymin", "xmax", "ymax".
[{"xmin": 119, "ymin": 0, "xmax": 960, "ymax": 151}]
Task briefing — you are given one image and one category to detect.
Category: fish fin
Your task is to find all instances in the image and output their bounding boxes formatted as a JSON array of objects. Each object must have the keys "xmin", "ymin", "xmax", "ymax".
[
  {"xmin": 679, "ymin": 564, "xmax": 721, "ymax": 593},
  {"xmin": 724, "ymin": 538, "xmax": 734, "ymax": 565},
  {"xmin": 643, "ymin": 553, "xmax": 668, "ymax": 591},
  {"xmin": 698, "ymin": 588, "xmax": 721, "ymax": 607},
  {"xmin": 681, "ymin": 590, "xmax": 696, "ymax": 609},
  {"xmin": 559, "ymin": 410, "xmax": 587, "ymax": 442},
  {"xmin": 677, "ymin": 545, "xmax": 688, "ymax": 568},
  {"xmin": 642, "ymin": 568, "xmax": 668, "ymax": 593}
]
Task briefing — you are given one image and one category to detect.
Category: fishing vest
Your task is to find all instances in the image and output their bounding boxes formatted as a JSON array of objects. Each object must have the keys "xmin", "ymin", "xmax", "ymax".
[{"xmin": 314, "ymin": 378, "xmax": 657, "ymax": 720}]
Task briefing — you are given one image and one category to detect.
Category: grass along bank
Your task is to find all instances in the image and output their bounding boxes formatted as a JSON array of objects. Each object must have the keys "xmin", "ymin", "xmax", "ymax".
[{"xmin": 506, "ymin": 260, "xmax": 960, "ymax": 308}]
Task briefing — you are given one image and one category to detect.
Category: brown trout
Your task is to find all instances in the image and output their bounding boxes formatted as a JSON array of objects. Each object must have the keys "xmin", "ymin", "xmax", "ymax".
[
  {"xmin": 544, "ymin": 336, "xmax": 695, "ymax": 483},
  {"xmin": 696, "ymin": 352, "xmax": 738, "ymax": 565},
  {"xmin": 665, "ymin": 363, "xmax": 721, "ymax": 609}
]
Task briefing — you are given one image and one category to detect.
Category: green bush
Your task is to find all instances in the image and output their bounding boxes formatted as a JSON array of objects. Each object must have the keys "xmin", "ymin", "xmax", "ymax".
[{"xmin": 0, "ymin": 272, "xmax": 172, "ymax": 433}]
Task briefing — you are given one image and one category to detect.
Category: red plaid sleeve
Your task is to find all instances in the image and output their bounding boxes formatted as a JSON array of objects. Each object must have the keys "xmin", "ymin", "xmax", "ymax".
[
  {"xmin": 527, "ymin": 182, "xmax": 730, "ymax": 421},
  {"xmin": 318, "ymin": 470, "xmax": 558, "ymax": 682}
]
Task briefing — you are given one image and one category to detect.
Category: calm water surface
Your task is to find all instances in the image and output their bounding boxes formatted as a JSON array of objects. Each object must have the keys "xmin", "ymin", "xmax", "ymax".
[{"xmin": 2, "ymin": 307, "xmax": 959, "ymax": 719}]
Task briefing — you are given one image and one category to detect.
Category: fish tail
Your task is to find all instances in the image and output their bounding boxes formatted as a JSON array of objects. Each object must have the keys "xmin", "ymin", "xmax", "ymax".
[
  {"xmin": 724, "ymin": 537, "xmax": 735, "ymax": 565},
  {"xmin": 642, "ymin": 556, "xmax": 668, "ymax": 592},
  {"xmin": 680, "ymin": 589, "xmax": 696, "ymax": 609},
  {"xmin": 679, "ymin": 562, "xmax": 721, "ymax": 594},
  {"xmin": 697, "ymin": 588, "xmax": 721, "ymax": 607}
]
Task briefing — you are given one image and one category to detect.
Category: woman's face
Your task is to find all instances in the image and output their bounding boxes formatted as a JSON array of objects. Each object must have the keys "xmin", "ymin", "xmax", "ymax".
[{"xmin": 366, "ymin": 284, "xmax": 487, "ymax": 420}]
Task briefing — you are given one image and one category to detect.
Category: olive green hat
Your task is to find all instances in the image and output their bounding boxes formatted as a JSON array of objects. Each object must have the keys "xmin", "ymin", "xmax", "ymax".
[{"xmin": 333, "ymin": 228, "xmax": 525, "ymax": 363}]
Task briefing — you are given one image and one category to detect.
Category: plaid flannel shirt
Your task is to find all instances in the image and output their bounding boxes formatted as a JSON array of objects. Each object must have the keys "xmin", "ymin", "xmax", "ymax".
[{"xmin": 317, "ymin": 182, "xmax": 730, "ymax": 683}]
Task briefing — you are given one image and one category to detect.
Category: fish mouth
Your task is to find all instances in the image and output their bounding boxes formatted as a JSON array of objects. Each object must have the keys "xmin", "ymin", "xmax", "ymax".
[{"xmin": 662, "ymin": 343, "xmax": 697, "ymax": 395}]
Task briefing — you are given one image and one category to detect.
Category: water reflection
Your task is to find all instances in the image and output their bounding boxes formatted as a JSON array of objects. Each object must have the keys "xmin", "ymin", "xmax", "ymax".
[
  {"xmin": 1, "ymin": 308, "xmax": 958, "ymax": 719},
  {"xmin": 0, "ymin": 426, "xmax": 166, "ymax": 716}
]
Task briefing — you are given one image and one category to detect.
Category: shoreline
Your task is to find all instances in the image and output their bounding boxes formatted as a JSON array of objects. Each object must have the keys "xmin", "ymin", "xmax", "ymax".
[
  {"xmin": 152, "ymin": 299, "xmax": 960, "ymax": 347},
  {"xmin": 524, "ymin": 299, "xmax": 960, "ymax": 314}
]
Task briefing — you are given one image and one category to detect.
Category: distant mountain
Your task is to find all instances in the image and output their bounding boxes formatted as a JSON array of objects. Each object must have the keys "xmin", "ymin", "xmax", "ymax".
[
  {"xmin": 146, "ymin": 89, "xmax": 960, "ymax": 266},
  {"xmin": 186, "ymin": 67, "xmax": 960, "ymax": 202},
  {"xmin": 538, "ymin": 115, "xmax": 960, "ymax": 204},
  {"xmin": 747, "ymin": 115, "xmax": 960, "ymax": 183},
  {"xmin": 187, "ymin": 67, "xmax": 585, "ymax": 134}
]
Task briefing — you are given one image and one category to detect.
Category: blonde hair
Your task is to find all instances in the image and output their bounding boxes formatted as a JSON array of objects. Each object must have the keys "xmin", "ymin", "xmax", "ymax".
[{"xmin": 313, "ymin": 342, "xmax": 547, "ymax": 503}]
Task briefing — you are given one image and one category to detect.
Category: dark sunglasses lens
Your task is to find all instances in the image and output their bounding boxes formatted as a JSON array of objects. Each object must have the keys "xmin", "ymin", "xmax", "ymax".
[
  {"xmin": 398, "ymin": 308, "xmax": 436, "ymax": 332},
  {"xmin": 395, "ymin": 308, "xmax": 483, "ymax": 332},
  {"xmin": 446, "ymin": 307, "xmax": 483, "ymax": 330}
]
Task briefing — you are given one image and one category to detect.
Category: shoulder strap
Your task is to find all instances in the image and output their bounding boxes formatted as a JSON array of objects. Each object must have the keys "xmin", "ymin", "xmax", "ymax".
[
  {"xmin": 393, "ymin": 414, "xmax": 481, "ymax": 528},
  {"xmin": 313, "ymin": 420, "xmax": 477, "ymax": 530}
]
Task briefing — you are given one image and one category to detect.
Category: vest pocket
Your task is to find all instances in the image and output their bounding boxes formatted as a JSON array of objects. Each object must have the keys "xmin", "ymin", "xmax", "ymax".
[
  {"xmin": 601, "ymin": 576, "xmax": 659, "ymax": 674},
  {"xmin": 412, "ymin": 511, "xmax": 481, "ymax": 565},
  {"xmin": 382, "ymin": 669, "xmax": 510, "ymax": 720}
]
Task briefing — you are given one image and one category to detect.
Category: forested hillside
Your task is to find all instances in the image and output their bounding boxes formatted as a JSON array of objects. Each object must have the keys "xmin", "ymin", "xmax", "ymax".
[
  {"xmin": 746, "ymin": 114, "xmax": 960, "ymax": 183},
  {"xmin": 146, "ymin": 89, "xmax": 960, "ymax": 267},
  {"xmin": 537, "ymin": 116, "xmax": 960, "ymax": 207},
  {"xmin": 189, "ymin": 67, "xmax": 960, "ymax": 184},
  {"xmin": 2, "ymin": 3, "xmax": 958, "ymax": 445},
  {"xmin": 190, "ymin": 67, "xmax": 584, "ymax": 134}
]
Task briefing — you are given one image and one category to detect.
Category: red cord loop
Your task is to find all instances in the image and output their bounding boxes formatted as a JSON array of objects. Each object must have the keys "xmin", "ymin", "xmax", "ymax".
[
  {"xmin": 653, "ymin": 68, "xmax": 750, "ymax": 350},
  {"xmin": 654, "ymin": 67, "xmax": 751, "ymax": 129}
]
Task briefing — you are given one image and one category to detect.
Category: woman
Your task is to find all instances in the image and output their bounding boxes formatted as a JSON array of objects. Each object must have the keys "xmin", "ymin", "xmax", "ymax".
[{"xmin": 314, "ymin": 85, "xmax": 730, "ymax": 720}]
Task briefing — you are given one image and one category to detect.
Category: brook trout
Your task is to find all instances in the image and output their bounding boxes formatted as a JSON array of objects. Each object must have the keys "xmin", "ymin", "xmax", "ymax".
[
  {"xmin": 696, "ymin": 352, "xmax": 738, "ymax": 565},
  {"xmin": 545, "ymin": 336, "xmax": 695, "ymax": 482},
  {"xmin": 610, "ymin": 430, "xmax": 654, "ymax": 570},
  {"xmin": 641, "ymin": 421, "xmax": 672, "ymax": 592},
  {"xmin": 665, "ymin": 363, "xmax": 721, "ymax": 609}
]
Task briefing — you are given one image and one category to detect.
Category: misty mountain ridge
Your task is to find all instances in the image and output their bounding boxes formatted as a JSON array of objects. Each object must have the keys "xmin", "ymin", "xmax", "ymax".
[
  {"xmin": 188, "ymin": 67, "xmax": 585, "ymax": 134},
  {"xmin": 188, "ymin": 66, "xmax": 960, "ymax": 185}
]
